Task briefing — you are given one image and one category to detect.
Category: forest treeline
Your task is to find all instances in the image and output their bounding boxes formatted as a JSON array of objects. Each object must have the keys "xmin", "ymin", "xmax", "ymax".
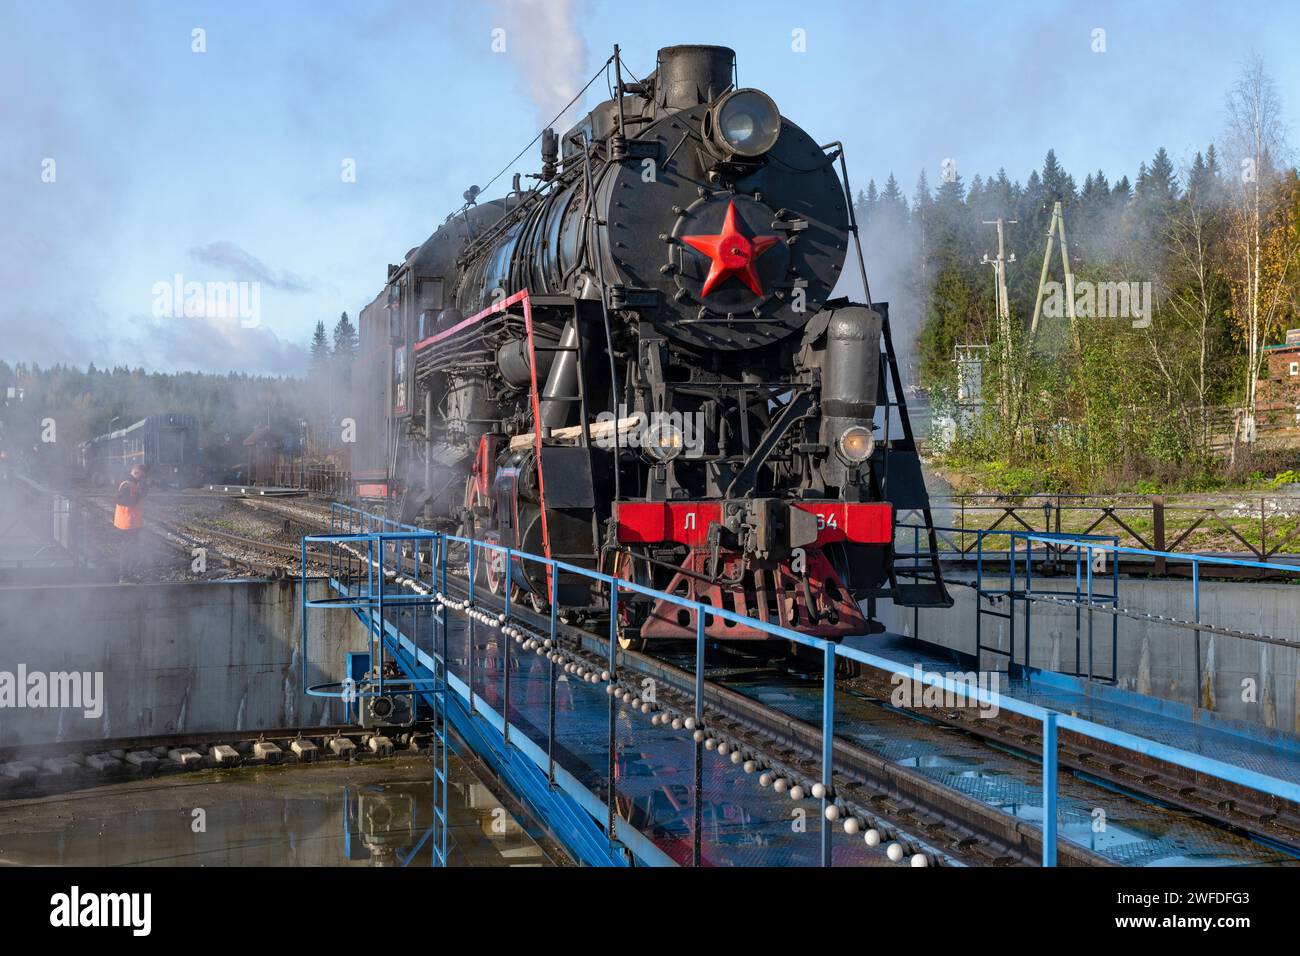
[
  {"xmin": 0, "ymin": 312, "xmax": 359, "ymax": 485},
  {"xmin": 0, "ymin": 363, "xmax": 311, "ymax": 484},
  {"xmin": 862, "ymin": 56, "xmax": 1300, "ymax": 493}
]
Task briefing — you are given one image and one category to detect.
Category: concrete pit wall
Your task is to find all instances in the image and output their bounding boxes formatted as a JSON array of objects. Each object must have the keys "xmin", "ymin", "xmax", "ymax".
[
  {"xmin": 0, "ymin": 578, "xmax": 357, "ymax": 747},
  {"xmin": 880, "ymin": 574, "xmax": 1300, "ymax": 732}
]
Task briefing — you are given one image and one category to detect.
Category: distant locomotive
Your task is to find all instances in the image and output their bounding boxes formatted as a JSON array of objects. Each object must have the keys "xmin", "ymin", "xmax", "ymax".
[
  {"xmin": 81, "ymin": 413, "xmax": 201, "ymax": 488},
  {"xmin": 351, "ymin": 44, "xmax": 949, "ymax": 645}
]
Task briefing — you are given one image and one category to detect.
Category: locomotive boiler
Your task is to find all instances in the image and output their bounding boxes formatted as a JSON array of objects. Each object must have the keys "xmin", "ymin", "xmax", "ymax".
[{"xmin": 351, "ymin": 44, "xmax": 949, "ymax": 647}]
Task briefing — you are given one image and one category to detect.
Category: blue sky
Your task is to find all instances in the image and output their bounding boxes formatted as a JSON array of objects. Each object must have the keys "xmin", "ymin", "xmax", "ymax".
[{"xmin": 2, "ymin": 0, "xmax": 1296, "ymax": 375}]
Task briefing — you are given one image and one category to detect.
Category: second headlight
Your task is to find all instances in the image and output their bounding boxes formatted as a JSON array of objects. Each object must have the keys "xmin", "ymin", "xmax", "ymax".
[
  {"xmin": 837, "ymin": 425, "xmax": 875, "ymax": 464},
  {"xmin": 643, "ymin": 421, "xmax": 684, "ymax": 462}
]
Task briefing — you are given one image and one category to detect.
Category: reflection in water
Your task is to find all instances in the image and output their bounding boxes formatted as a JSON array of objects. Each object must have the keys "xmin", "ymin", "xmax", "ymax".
[
  {"xmin": 0, "ymin": 757, "xmax": 554, "ymax": 867},
  {"xmin": 345, "ymin": 783, "xmax": 431, "ymax": 866}
]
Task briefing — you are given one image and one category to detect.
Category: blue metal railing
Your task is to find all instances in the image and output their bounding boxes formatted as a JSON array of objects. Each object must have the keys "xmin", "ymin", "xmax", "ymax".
[
  {"xmin": 895, "ymin": 522, "xmax": 1122, "ymax": 679},
  {"xmin": 302, "ymin": 505, "xmax": 1300, "ymax": 867},
  {"xmin": 302, "ymin": 505, "xmax": 450, "ymax": 864},
  {"xmin": 901, "ymin": 520, "xmax": 1300, "ymax": 689}
]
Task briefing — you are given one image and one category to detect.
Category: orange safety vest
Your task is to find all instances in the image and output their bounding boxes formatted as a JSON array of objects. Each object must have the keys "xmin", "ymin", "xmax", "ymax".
[{"xmin": 114, "ymin": 480, "xmax": 144, "ymax": 530}]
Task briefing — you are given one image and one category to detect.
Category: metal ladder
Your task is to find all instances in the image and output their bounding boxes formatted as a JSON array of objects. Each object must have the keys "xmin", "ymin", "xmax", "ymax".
[
  {"xmin": 523, "ymin": 297, "xmax": 604, "ymax": 572},
  {"xmin": 876, "ymin": 305, "xmax": 952, "ymax": 609}
]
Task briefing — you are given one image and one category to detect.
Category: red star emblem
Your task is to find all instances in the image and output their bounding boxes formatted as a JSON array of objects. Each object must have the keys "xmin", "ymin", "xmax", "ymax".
[{"xmin": 682, "ymin": 200, "xmax": 781, "ymax": 297}]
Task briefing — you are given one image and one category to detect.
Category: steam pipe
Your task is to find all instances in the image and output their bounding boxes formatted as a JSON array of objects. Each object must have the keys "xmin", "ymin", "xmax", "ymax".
[{"xmin": 578, "ymin": 131, "xmax": 622, "ymax": 503}]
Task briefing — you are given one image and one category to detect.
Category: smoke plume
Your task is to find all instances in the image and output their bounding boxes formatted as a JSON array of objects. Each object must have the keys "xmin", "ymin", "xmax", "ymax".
[{"xmin": 492, "ymin": 0, "xmax": 589, "ymax": 130}]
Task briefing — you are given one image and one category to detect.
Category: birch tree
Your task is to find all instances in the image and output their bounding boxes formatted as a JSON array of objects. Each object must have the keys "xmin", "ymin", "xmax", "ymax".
[{"xmin": 1222, "ymin": 54, "xmax": 1287, "ymax": 445}]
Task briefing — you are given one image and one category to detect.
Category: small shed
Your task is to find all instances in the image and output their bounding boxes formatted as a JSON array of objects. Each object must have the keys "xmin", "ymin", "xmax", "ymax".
[
  {"xmin": 242, "ymin": 422, "xmax": 300, "ymax": 486},
  {"xmin": 1255, "ymin": 328, "xmax": 1300, "ymax": 443}
]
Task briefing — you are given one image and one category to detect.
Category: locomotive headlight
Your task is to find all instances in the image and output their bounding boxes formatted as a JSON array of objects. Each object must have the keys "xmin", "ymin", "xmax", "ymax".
[
  {"xmin": 837, "ymin": 426, "xmax": 875, "ymax": 464},
  {"xmin": 710, "ymin": 89, "xmax": 782, "ymax": 158},
  {"xmin": 643, "ymin": 422, "xmax": 684, "ymax": 463}
]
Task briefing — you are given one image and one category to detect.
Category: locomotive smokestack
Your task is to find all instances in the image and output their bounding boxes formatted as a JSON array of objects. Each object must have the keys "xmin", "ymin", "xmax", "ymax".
[{"xmin": 655, "ymin": 45, "xmax": 735, "ymax": 109}]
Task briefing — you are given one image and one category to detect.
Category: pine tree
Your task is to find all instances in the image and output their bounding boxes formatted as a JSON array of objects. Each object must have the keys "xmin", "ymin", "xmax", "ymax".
[
  {"xmin": 309, "ymin": 321, "xmax": 330, "ymax": 378},
  {"xmin": 913, "ymin": 169, "xmax": 933, "ymax": 216},
  {"xmin": 332, "ymin": 312, "xmax": 357, "ymax": 361},
  {"xmin": 912, "ymin": 170, "xmax": 934, "ymax": 267},
  {"xmin": 881, "ymin": 173, "xmax": 905, "ymax": 208},
  {"xmin": 987, "ymin": 168, "xmax": 1016, "ymax": 218},
  {"xmin": 855, "ymin": 183, "xmax": 879, "ymax": 229},
  {"xmin": 931, "ymin": 170, "xmax": 968, "ymax": 264},
  {"xmin": 1139, "ymin": 147, "xmax": 1179, "ymax": 204},
  {"xmin": 1188, "ymin": 146, "xmax": 1222, "ymax": 203},
  {"xmin": 1040, "ymin": 148, "xmax": 1077, "ymax": 205},
  {"xmin": 331, "ymin": 312, "xmax": 358, "ymax": 389}
]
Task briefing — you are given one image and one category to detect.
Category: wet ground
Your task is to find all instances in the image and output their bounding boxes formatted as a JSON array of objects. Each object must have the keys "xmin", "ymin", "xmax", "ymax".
[{"xmin": 0, "ymin": 756, "xmax": 555, "ymax": 867}]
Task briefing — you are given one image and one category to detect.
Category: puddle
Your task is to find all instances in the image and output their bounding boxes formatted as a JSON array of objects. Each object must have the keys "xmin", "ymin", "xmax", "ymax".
[{"xmin": 0, "ymin": 756, "xmax": 554, "ymax": 867}]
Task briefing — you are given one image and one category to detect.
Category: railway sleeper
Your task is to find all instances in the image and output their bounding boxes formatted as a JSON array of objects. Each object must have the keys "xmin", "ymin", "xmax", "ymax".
[{"xmin": 0, "ymin": 729, "xmax": 433, "ymax": 802}]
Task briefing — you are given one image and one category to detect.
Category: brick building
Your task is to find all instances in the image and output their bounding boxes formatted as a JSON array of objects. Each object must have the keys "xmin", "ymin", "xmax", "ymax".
[{"xmin": 1255, "ymin": 329, "xmax": 1300, "ymax": 441}]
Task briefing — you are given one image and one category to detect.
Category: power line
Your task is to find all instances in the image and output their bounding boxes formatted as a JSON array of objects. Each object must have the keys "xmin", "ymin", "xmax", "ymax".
[{"xmin": 477, "ymin": 55, "xmax": 615, "ymax": 198}]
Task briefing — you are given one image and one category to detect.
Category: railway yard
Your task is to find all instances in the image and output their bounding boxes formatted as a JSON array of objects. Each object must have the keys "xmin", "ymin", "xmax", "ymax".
[{"xmin": 72, "ymin": 487, "xmax": 337, "ymax": 581}]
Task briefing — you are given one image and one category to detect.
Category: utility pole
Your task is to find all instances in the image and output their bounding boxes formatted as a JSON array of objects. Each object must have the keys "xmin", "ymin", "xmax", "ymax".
[
  {"xmin": 1019, "ymin": 201, "xmax": 1085, "ymax": 440},
  {"xmin": 981, "ymin": 219, "xmax": 1017, "ymax": 415},
  {"xmin": 1028, "ymin": 201, "xmax": 1078, "ymax": 346}
]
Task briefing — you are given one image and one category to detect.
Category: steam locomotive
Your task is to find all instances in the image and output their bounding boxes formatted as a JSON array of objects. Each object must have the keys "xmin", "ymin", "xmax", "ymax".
[{"xmin": 350, "ymin": 44, "xmax": 949, "ymax": 646}]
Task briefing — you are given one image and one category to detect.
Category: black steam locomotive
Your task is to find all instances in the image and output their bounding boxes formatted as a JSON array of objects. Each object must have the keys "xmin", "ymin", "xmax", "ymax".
[{"xmin": 351, "ymin": 45, "xmax": 948, "ymax": 645}]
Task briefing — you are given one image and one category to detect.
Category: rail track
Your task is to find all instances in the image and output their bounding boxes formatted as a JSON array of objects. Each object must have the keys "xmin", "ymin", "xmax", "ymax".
[{"xmin": 79, "ymin": 492, "xmax": 336, "ymax": 579}]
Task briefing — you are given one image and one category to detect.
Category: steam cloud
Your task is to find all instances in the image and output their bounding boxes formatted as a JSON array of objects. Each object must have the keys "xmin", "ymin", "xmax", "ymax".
[
  {"xmin": 189, "ymin": 242, "xmax": 314, "ymax": 294},
  {"xmin": 492, "ymin": 0, "xmax": 589, "ymax": 129}
]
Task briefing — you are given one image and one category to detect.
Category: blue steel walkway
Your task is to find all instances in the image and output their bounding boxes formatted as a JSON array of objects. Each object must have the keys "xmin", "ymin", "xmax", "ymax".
[
  {"xmin": 303, "ymin": 512, "xmax": 1300, "ymax": 867},
  {"xmin": 429, "ymin": 613, "xmax": 903, "ymax": 866},
  {"xmin": 352, "ymin": 588, "xmax": 1298, "ymax": 867}
]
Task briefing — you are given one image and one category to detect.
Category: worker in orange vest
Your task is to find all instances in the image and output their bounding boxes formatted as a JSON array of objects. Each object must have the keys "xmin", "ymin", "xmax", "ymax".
[{"xmin": 115, "ymin": 464, "xmax": 147, "ymax": 581}]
